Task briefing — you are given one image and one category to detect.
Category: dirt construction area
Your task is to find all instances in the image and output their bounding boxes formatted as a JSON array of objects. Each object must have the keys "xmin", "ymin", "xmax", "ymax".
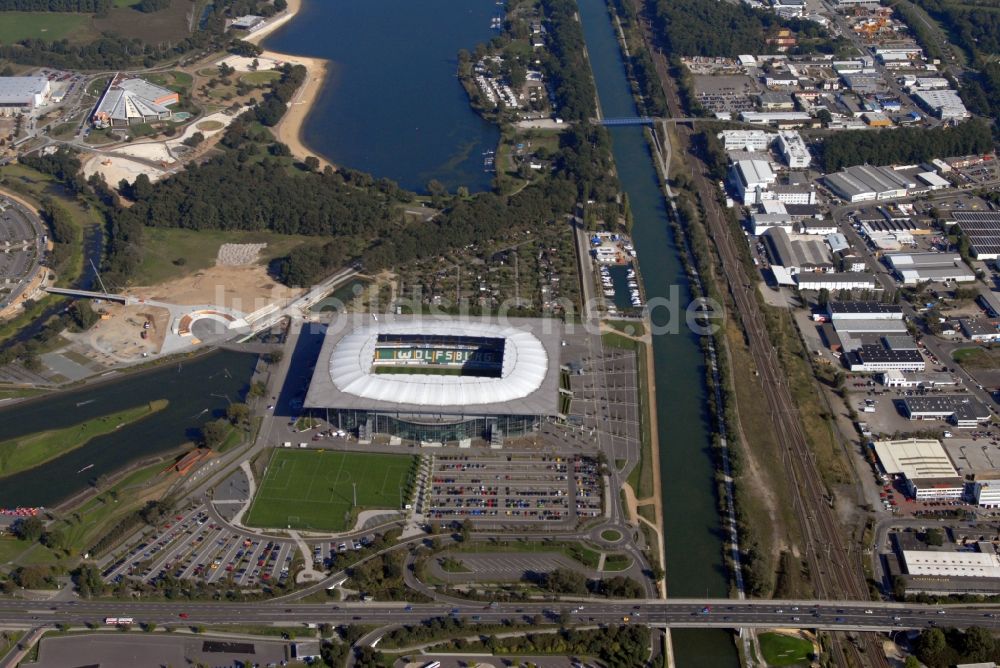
[
  {"xmin": 131, "ymin": 264, "xmax": 303, "ymax": 313},
  {"xmin": 65, "ymin": 303, "xmax": 171, "ymax": 363}
]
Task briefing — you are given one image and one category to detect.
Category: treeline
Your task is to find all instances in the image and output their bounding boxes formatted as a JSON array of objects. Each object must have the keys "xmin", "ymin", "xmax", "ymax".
[
  {"xmin": 910, "ymin": 0, "xmax": 1000, "ymax": 59},
  {"xmin": 610, "ymin": 0, "xmax": 668, "ymax": 117},
  {"xmin": 820, "ymin": 119, "xmax": 993, "ymax": 172},
  {"xmin": 482, "ymin": 625, "xmax": 650, "ymax": 668},
  {"xmin": 88, "ymin": 500, "xmax": 171, "ymax": 558},
  {"xmin": 540, "ymin": 0, "xmax": 597, "ymax": 121},
  {"xmin": 914, "ymin": 627, "xmax": 1000, "ymax": 668},
  {"xmin": 652, "ymin": 0, "xmax": 835, "ymax": 57},
  {"xmin": 0, "ymin": 0, "xmax": 110, "ymax": 11},
  {"xmin": 889, "ymin": 0, "xmax": 944, "ymax": 61},
  {"xmin": 136, "ymin": 0, "xmax": 168, "ymax": 12}
]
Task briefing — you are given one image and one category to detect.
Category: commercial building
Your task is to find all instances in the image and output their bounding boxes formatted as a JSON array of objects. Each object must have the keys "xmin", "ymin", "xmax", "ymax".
[
  {"xmin": 763, "ymin": 184, "xmax": 817, "ymax": 205},
  {"xmin": 913, "ymin": 89, "xmax": 970, "ymax": 121},
  {"xmin": 824, "ymin": 165, "xmax": 916, "ymax": 203},
  {"xmin": 844, "ymin": 345, "xmax": 924, "ymax": 371},
  {"xmin": 302, "ymin": 316, "xmax": 563, "ymax": 443},
  {"xmin": 740, "ymin": 111, "xmax": 816, "ymax": 127},
  {"xmin": 776, "ymin": 130, "xmax": 811, "ymax": 168},
  {"xmin": 92, "ymin": 74, "xmax": 179, "ymax": 128},
  {"xmin": 796, "ymin": 272, "xmax": 876, "ymax": 291},
  {"xmin": 730, "ymin": 159, "xmax": 777, "ymax": 204},
  {"xmin": 0, "ymin": 76, "xmax": 50, "ymax": 115},
  {"xmin": 798, "ymin": 219, "xmax": 837, "ymax": 235},
  {"xmin": 899, "ymin": 395, "xmax": 991, "ymax": 428},
  {"xmin": 827, "ymin": 301, "xmax": 903, "ymax": 320},
  {"xmin": 960, "ymin": 318, "xmax": 1000, "ymax": 343},
  {"xmin": 834, "ymin": 0, "xmax": 882, "ymax": 9},
  {"xmin": 884, "ymin": 252, "xmax": 976, "ymax": 285},
  {"xmin": 872, "ymin": 438, "xmax": 963, "ymax": 500},
  {"xmin": 230, "ymin": 14, "xmax": 265, "ymax": 31}
]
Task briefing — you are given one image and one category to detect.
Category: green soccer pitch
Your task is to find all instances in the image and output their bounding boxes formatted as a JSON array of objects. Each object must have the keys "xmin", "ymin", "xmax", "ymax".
[{"xmin": 244, "ymin": 449, "xmax": 417, "ymax": 532}]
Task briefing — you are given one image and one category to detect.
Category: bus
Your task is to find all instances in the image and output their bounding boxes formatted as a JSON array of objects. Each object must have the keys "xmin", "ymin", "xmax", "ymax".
[
  {"xmin": 422, "ymin": 662, "xmax": 441, "ymax": 668},
  {"xmin": 104, "ymin": 617, "xmax": 133, "ymax": 625}
]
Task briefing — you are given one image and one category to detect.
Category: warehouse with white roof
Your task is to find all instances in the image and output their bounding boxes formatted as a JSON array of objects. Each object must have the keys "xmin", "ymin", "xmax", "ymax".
[
  {"xmin": 303, "ymin": 316, "xmax": 562, "ymax": 443},
  {"xmin": 0, "ymin": 76, "xmax": 50, "ymax": 116}
]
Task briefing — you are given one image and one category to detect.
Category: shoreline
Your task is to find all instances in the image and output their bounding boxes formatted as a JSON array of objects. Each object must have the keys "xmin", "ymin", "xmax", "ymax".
[{"xmin": 245, "ymin": 0, "xmax": 333, "ymax": 169}]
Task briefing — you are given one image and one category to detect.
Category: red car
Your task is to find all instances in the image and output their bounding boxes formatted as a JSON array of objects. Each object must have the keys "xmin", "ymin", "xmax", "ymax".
[{"xmin": 178, "ymin": 613, "xmax": 189, "ymax": 619}]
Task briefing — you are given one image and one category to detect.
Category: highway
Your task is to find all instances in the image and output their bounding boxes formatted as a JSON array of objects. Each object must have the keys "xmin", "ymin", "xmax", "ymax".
[{"xmin": 0, "ymin": 598, "xmax": 998, "ymax": 632}]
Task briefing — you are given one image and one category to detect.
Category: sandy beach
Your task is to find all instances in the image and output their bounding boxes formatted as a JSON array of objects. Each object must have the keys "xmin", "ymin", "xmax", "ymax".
[{"xmin": 243, "ymin": 0, "xmax": 333, "ymax": 169}]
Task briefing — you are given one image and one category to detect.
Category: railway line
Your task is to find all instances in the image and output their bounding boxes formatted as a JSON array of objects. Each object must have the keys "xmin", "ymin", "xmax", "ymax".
[{"xmin": 622, "ymin": 1, "xmax": 889, "ymax": 664}]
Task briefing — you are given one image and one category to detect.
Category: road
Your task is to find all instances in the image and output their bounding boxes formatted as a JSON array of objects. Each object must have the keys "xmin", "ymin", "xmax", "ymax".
[{"xmin": 0, "ymin": 598, "xmax": 997, "ymax": 632}]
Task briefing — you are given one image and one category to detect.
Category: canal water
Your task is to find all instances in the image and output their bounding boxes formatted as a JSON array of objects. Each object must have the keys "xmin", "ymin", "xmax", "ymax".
[
  {"xmin": 0, "ymin": 351, "xmax": 257, "ymax": 507},
  {"xmin": 574, "ymin": 0, "xmax": 739, "ymax": 664},
  {"xmin": 262, "ymin": 0, "xmax": 500, "ymax": 193}
]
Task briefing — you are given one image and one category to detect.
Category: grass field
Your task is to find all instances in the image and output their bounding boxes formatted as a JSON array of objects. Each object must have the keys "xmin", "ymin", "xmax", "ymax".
[
  {"xmin": 241, "ymin": 71, "xmax": 281, "ymax": 86},
  {"xmin": 244, "ymin": 450, "xmax": 417, "ymax": 532},
  {"xmin": 758, "ymin": 632, "xmax": 813, "ymax": 667},
  {"xmin": 92, "ymin": 0, "xmax": 192, "ymax": 43},
  {"xmin": 953, "ymin": 346, "xmax": 1000, "ymax": 369},
  {"xmin": 0, "ymin": 400, "xmax": 168, "ymax": 478},
  {"xmin": 133, "ymin": 227, "xmax": 315, "ymax": 285},
  {"xmin": 0, "ymin": 12, "xmax": 96, "ymax": 44}
]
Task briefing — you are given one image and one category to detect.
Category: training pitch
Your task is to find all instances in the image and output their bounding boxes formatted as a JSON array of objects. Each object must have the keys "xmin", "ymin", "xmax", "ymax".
[{"xmin": 244, "ymin": 449, "xmax": 416, "ymax": 532}]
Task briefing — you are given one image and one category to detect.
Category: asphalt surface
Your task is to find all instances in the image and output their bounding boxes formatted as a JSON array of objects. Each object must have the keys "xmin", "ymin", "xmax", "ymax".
[{"xmin": 0, "ymin": 598, "xmax": 998, "ymax": 633}]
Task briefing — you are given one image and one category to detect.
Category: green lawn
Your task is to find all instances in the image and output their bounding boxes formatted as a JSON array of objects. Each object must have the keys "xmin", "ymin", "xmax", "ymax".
[
  {"xmin": 241, "ymin": 71, "xmax": 281, "ymax": 85},
  {"xmin": 0, "ymin": 11, "xmax": 95, "ymax": 44},
  {"xmin": 601, "ymin": 553, "xmax": 633, "ymax": 572},
  {"xmin": 758, "ymin": 632, "xmax": 814, "ymax": 667},
  {"xmin": 133, "ymin": 227, "xmax": 313, "ymax": 285},
  {"xmin": 244, "ymin": 449, "xmax": 417, "ymax": 532},
  {"xmin": 0, "ymin": 400, "xmax": 168, "ymax": 478},
  {"xmin": 953, "ymin": 346, "xmax": 1000, "ymax": 369}
]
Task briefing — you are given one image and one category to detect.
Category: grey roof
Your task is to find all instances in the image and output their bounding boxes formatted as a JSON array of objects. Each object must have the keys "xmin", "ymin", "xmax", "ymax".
[
  {"xmin": 902, "ymin": 395, "xmax": 990, "ymax": 420},
  {"xmin": 853, "ymin": 345, "xmax": 922, "ymax": 364},
  {"xmin": 882, "ymin": 335, "xmax": 918, "ymax": 350},
  {"xmin": 94, "ymin": 77, "xmax": 175, "ymax": 124},
  {"xmin": 960, "ymin": 318, "xmax": 1000, "ymax": 337},
  {"xmin": 825, "ymin": 165, "xmax": 916, "ymax": 199},
  {"xmin": 828, "ymin": 301, "xmax": 903, "ymax": 316},
  {"xmin": 0, "ymin": 76, "xmax": 47, "ymax": 105},
  {"xmin": 833, "ymin": 319, "xmax": 909, "ymax": 333},
  {"xmin": 796, "ymin": 272, "xmax": 876, "ymax": 285},
  {"xmin": 304, "ymin": 315, "xmax": 562, "ymax": 417},
  {"xmin": 762, "ymin": 227, "xmax": 832, "ymax": 269}
]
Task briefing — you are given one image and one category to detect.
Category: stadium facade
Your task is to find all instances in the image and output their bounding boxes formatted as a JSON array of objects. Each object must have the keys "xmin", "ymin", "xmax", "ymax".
[{"xmin": 303, "ymin": 316, "xmax": 563, "ymax": 443}]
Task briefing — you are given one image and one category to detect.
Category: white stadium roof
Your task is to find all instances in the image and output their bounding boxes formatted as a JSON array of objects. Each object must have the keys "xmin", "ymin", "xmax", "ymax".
[{"xmin": 304, "ymin": 316, "xmax": 563, "ymax": 416}]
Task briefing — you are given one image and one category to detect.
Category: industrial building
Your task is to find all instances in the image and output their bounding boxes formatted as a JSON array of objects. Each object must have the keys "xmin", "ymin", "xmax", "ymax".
[
  {"xmin": 913, "ymin": 89, "xmax": 970, "ymax": 121},
  {"xmin": 960, "ymin": 318, "xmax": 1000, "ymax": 343},
  {"xmin": 879, "ymin": 370, "xmax": 960, "ymax": 388},
  {"xmin": 776, "ymin": 131, "xmax": 811, "ymax": 168},
  {"xmin": 795, "ymin": 272, "xmax": 876, "ymax": 291},
  {"xmin": 302, "ymin": 316, "xmax": 562, "ymax": 443},
  {"xmin": 903, "ymin": 550, "xmax": 1000, "ymax": 577},
  {"xmin": 824, "ymin": 165, "xmax": 916, "ymax": 203},
  {"xmin": 898, "ymin": 395, "xmax": 991, "ymax": 428},
  {"xmin": 92, "ymin": 74, "xmax": 179, "ymax": 128},
  {"xmin": 872, "ymin": 438, "xmax": 963, "ymax": 500},
  {"xmin": 974, "ymin": 480, "xmax": 1000, "ymax": 508},
  {"xmin": 730, "ymin": 159, "xmax": 777, "ymax": 204},
  {"xmin": 0, "ymin": 76, "xmax": 50, "ymax": 116},
  {"xmin": 952, "ymin": 211, "xmax": 1000, "ymax": 260},
  {"xmin": 844, "ymin": 345, "xmax": 924, "ymax": 371},
  {"xmin": 761, "ymin": 226, "xmax": 833, "ymax": 273},
  {"xmin": 884, "ymin": 252, "xmax": 976, "ymax": 285},
  {"xmin": 827, "ymin": 301, "xmax": 903, "ymax": 320},
  {"xmin": 764, "ymin": 184, "xmax": 817, "ymax": 205}
]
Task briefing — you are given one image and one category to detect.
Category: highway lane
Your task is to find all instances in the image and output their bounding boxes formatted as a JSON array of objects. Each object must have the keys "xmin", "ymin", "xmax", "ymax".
[{"xmin": 1, "ymin": 598, "xmax": 999, "ymax": 632}]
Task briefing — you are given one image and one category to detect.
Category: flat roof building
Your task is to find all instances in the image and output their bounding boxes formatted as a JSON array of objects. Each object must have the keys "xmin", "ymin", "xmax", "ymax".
[
  {"xmin": 903, "ymin": 550, "xmax": 1000, "ymax": 577},
  {"xmin": 796, "ymin": 272, "xmax": 876, "ymax": 291},
  {"xmin": 761, "ymin": 227, "xmax": 833, "ymax": 273},
  {"xmin": 827, "ymin": 301, "xmax": 903, "ymax": 320},
  {"xmin": 899, "ymin": 395, "xmax": 991, "ymax": 428},
  {"xmin": 953, "ymin": 212, "xmax": 1000, "ymax": 260},
  {"xmin": 0, "ymin": 76, "xmax": 49, "ymax": 116},
  {"xmin": 960, "ymin": 318, "xmax": 1000, "ymax": 343},
  {"xmin": 880, "ymin": 369, "xmax": 960, "ymax": 388},
  {"xmin": 776, "ymin": 130, "xmax": 811, "ymax": 168},
  {"xmin": 873, "ymin": 438, "xmax": 963, "ymax": 499},
  {"xmin": 824, "ymin": 165, "xmax": 916, "ymax": 203},
  {"xmin": 913, "ymin": 89, "xmax": 970, "ymax": 120},
  {"xmin": 730, "ymin": 159, "xmax": 776, "ymax": 204},
  {"xmin": 845, "ymin": 345, "xmax": 924, "ymax": 371},
  {"xmin": 718, "ymin": 130, "xmax": 775, "ymax": 152},
  {"xmin": 884, "ymin": 252, "xmax": 976, "ymax": 285}
]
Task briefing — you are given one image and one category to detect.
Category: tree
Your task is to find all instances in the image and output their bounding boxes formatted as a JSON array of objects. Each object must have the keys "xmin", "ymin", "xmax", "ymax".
[
  {"xmin": 304, "ymin": 156, "xmax": 320, "ymax": 172},
  {"xmin": 226, "ymin": 402, "xmax": 250, "ymax": 427},
  {"xmin": 264, "ymin": 350, "xmax": 283, "ymax": 365},
  {"xmin": 71, "ymin": 563, "xmax": 104, "ymax": 598},
  {"xmin": 925, "ymin": 528, "xmax": 944, "ymax": 547},
  {"xmin": 13, "ymin": 516, "xmax": 44, "ymax": 542},
  {"xmin": 40, "ymin": 528, "xmax": 66, "ymax": 552},
  {"xmin": 200, "ymin": 418, "xmax": 230, "ymax": 449}
]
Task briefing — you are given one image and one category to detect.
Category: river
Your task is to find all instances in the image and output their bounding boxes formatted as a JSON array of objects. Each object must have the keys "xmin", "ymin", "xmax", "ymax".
[
  {"xmin": 0, "ymin": 351, "xmax": 257, "ymax": 508},
  {"xmin": 262, "ymin": 0, "xmax": 501, "ymax": 193},
  {"xmin": 574, "ymin": 0, "xmax": 740, "ymax": 664}
]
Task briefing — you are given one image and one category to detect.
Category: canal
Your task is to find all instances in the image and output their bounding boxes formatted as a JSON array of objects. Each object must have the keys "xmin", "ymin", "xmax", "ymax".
[
  {"xmin": 574, "ymin": 0, "xmax": 740, "ymax": 665},
  {"xmin": 262, "ymin": 0, "xmax": 501, "ymax": 193},
  {"xmin": 0, "ymin": 351, "xmax": 258, "ymax": 508}
]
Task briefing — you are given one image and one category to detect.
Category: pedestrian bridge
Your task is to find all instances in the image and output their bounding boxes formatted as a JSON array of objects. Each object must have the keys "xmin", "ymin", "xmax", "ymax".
[{"xmin": 45, "ymin": 287, "xmax": 133, "ymax": 304}]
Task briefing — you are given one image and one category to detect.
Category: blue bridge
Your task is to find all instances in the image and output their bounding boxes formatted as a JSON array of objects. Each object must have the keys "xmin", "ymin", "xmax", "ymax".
[{"xmin": 599, "ymin": 116, "xmax": 655, "ymax": 126}]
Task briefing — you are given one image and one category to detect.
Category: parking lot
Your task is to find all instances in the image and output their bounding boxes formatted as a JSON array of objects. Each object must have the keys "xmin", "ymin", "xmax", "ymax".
[
  {"xmin": 426, "ymin": 454, "xmax": 602, "ymax": 527},
  {"xmin": 0, "ymin": 195, "xmax": 43, "ymax": 310},
  {"xmin": 100, "ymin": 506, "xmax": 297, "ymax": 589}
]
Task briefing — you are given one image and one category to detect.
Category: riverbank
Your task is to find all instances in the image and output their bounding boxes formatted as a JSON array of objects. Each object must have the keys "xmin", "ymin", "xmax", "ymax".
[{"xmin": 245, "ymin": 0, "xmax": 333, "ymax": 169}]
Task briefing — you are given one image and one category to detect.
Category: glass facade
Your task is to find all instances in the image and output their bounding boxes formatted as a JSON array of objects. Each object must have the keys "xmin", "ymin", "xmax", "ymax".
[{"xmin": 324, "ymin": 409, "xmax": 541, "ymax": 443}]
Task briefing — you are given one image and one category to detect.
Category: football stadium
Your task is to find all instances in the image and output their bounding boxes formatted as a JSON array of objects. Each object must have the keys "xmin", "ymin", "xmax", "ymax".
[{"xmin": 303, "ymin": 316, "xmax": 563, "ymax": 443}]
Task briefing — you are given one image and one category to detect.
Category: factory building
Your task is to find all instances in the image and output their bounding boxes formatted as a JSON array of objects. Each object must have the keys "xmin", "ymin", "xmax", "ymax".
[
  {"xmin": 827, "ymin": 301, "xmax": 903, "ymax": 320},
  {"xmin": 899, "ymin": 395, "xmax": 991, "ymax": 428},
  {"xmin": 844, "ymin": 345, "xmax": 924, "ymax": 371},
  {"xmin": 761, "ymin": 226, "xmax": 834, "ymax": 273},
  {"xmin": 730, "ymin": 159, "xmax": 777, "ymax": 205},
  {"xmin": 796, "ymin": 272, "xmax": 877, "ymax": 291},
  {"xmin": 824, "ymin": 165, "xmax": 916, "ymax": 203},
  {"xmin": 872, "ymin": 438, "xmax": 964, "ymax": 500},
  {"xmin": 913, "ymin": 89, "xmax": 970, "ymax": 121},
  {"xmin": 717, "ymin": 130, "xmax": 775, "ymax": 152},
  {"xmin": 884, "ymin": 252, "xmax": 976, "ymax": 285}
]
